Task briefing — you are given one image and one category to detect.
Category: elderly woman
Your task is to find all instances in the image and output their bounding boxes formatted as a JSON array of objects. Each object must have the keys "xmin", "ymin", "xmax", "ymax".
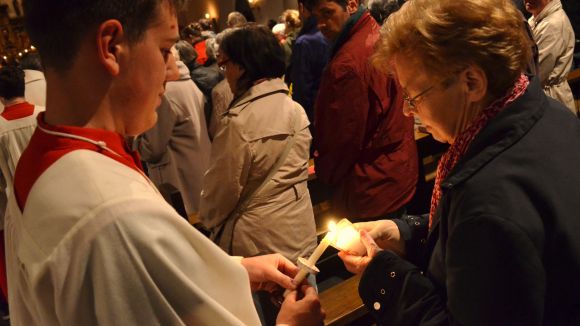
[
  {"xmin": 338, "ymin": 0, "xmax": 580, "ymax": 324},
  {"xmin": 199, "ymin": 25, "xmax": 317, "ymax": 264}
]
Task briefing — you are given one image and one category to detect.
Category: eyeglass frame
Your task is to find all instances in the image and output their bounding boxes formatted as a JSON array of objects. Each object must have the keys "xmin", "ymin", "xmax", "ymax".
[
  {"xmin": 402, "ymin": 76, "xmax": 457, "ymax": 114},
  {"xmin": 402, "ymin": 84, "xmax": 435, "ymax": 114}
]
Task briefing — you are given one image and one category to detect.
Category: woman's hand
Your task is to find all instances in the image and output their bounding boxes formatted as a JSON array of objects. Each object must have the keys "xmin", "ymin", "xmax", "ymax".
[
  {"xmin": 355, "ymin": 220, "xmax": 405, "ymax": 256},
  {"xmin": 338, "ymin": 230, "xmax": 383, "ymax": 274}
]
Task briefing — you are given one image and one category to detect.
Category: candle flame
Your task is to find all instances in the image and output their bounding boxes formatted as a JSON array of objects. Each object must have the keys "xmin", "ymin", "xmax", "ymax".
[{"xmin": 327, "ymin": 221, "xmax": 336, "ymax": 232}]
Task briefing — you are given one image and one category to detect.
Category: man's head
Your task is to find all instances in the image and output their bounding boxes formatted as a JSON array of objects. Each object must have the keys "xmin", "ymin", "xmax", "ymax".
[
  {"xmin": 0, "ymin": 65, "xmax": 25, "ymax": 103},
  {"xmin": 181, "ymin": 23, "xmax": 203, "ymax": 45},
  {"xmin": 23, "ymin": 0, "xmax": 185, "ymax": 73},
  {"xmin": 19, "ymin": 52, "xmax": 43, "ymax": 71},
  {"xmin": 227, "ymin": 11, "xmax": 247, "ymax": 28},
  {"xmin": 23, "ymin": 0, "xmax": 185, "ymax": 136},
  {"xmin": 297, "ymin": 0, "xmax": 312, "ymax": 19},
  {"xmin": 174, "ymin": 40, "xmax": 198, "ymax": 66},
  {"xmin": 304, "ymin": 0, "xmax": 359, "ymax": 41},
  {"xmin": 524, "ymin": 0, "xmax": 552, "ymax": 17}
]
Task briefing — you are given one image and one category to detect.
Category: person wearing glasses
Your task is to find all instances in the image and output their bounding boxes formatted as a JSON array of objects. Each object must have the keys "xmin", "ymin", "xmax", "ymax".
[
  {"xmin": 199, "ymin": 24, "xmax": 317, "ymax": 266},
  {"xmin": 338, "ymin": 0, "xmax": 580, "ymax": 324}
]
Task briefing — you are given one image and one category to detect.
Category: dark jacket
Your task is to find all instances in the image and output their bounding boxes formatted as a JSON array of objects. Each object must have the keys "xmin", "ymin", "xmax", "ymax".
[
  {"xmin": 314, "ymin": 12, "xmax": 418, "ymax": 219},
  {"xmin": 289, "ymin": 16, "xmax": 331, "ymax": 123},
  {"xmin": 359, "ymin": 76, "xmax": 580, "ymax": 325}
]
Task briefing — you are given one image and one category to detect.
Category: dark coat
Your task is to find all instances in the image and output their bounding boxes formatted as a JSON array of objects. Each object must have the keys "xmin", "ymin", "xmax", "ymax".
[
  {"xmin": 359, "ymin": 76, "xmax": 580, "ymax": 325},
  {"xmin": 289, "ymin": 16, "xmax": 331, "ymax": 124},
  {"xmin": 314, "ymin": 12, "xmax": 418, "ymax": 219}
]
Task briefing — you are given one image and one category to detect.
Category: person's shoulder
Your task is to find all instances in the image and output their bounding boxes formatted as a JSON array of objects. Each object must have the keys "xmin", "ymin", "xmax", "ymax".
[{"xmin": 30, "ymin": 150, "xmax": 155, "ymax": 203}]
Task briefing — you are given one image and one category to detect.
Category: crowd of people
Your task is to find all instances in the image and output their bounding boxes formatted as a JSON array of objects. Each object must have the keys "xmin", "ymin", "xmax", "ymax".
[{"xmin": 0, "ymin": 0, "xmax": 578, "ymax": 325}]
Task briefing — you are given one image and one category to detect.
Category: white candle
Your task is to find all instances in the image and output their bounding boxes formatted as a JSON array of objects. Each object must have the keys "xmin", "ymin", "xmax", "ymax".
[
  {"xmin": 288, "ymin": 222, "xmax": 337, "ymax": 289},
  {"xmin": 306, "ymin": 232, "xmax": 333, "ymax": 266}
]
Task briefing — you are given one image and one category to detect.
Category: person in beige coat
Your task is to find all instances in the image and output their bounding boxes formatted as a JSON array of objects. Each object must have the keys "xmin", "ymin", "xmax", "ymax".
[
  {"xmin": 199, "ymin": 25, "xmax": 317, "ymax": 263},
  {"xmin": 527, "ymin": 0, "xmax": 577, "ymax": 114}
]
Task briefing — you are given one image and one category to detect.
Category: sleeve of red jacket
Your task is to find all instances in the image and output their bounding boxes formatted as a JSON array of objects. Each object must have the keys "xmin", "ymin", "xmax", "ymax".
[{"xmin": 314, "ymin": 67, "xmax": 369, "ymax": 186}]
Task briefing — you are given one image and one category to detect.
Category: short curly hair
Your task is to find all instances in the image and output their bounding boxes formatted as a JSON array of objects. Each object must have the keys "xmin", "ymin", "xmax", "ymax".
[{"xmin": 373, "ymin": 0, "xmax": 532, "ymax": 98}]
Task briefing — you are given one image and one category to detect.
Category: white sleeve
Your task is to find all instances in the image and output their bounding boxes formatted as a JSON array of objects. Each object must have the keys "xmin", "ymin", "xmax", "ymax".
[{"xmin": 75, "ymin": 198, "xmax": 260, "ymax": 326}]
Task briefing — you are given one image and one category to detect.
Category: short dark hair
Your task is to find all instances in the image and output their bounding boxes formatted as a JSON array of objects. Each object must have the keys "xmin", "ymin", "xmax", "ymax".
[
  {"xmin": 181, "ymin": 24, "xmax": 202, "ymax": 39},
  {"xmin": 19, "ymin": 52, "xmax": 43, "ymax": 71},
  {"xmin": 368, "ymin": 0, "xmax": 401, "ymax": 25},
  {"xmin": 198, "ymin": 18, "xmax": 212, "ymax": 31},
  {"xmin": 0, "ymin": 65, "xmax": 25, "ymax": 100},
  {"xmin": 303, "ymin": 0, "xmax": 348, "ymax": 10},
  {"xmin": 23, "ymin": 0, "xmax": 186, "ymax": 72},
  {"xmin": 219, "ymin": 24, "xmax": 285, "ymax": 95}
]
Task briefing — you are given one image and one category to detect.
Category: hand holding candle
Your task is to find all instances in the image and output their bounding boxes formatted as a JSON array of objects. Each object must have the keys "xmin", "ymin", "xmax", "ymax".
[{"xmin": 285, "ymin": 218, "xmax": 366, "ymax": 295}]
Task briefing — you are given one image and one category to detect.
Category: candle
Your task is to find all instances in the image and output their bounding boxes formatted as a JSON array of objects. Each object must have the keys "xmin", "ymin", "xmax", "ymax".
[
  {"xmin": 328, "ymin": 218, "xmax": 365, "ymax": 255},
  {"xmin": 306, "ymin": 221, "xmax": 336, "ymax": 265},
  {"xmin": 286, "ymin": 222, "xmax": 337, "ymax": 293}
]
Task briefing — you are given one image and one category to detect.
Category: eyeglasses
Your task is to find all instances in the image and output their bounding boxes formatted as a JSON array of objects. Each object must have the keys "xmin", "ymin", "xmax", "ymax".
[
  {"xmin": 402, "ymin": 84, "xmax": 435, "ymax": 114},
  {"xmin": 217, "ymin": 58, "xmax": 230, "ymax": 72}
]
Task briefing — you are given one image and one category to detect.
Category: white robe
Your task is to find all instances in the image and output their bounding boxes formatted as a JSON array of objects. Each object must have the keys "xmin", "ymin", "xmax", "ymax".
[
  {"xmin": 5, "ymin": 150, "xmax": 261, "ymax": 325},
  {"xmin": 0, "ymin": 105, "xmax": 43, "ymax": 227}
]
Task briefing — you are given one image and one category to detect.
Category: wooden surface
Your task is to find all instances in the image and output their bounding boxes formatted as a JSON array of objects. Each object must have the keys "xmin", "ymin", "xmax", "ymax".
[
  {"xmin": 568, "ymin": 68, "xmax": 580, "ymax": 83},
  {"xmin": 319, "ymin": 274, "xmax": 368, "ymax": 326}
]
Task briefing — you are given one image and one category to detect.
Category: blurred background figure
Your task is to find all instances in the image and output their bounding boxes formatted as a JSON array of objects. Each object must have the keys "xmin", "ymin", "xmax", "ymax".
[
  {"xmin": 0, "ymin": 65, "xmax": 43, "ymax": 309},
  {"xmin": 19, "ymin": 52, "xmax": 46, "ymax": 107},
  {"xmin": 175, "ymin": 40, "xmax": 222, "ymax": 99},
  {"xmin": 280, "ymin": 9, "xmax": 302, "ymax": 68},
  {"xmin": 526, "ymin": 0, "xmax": 577, "ymax": 115},
  {"xmin": 208, "ymin": 29, "xmax": 235, "ymax": 140},
  {"xmin": 181, "ymin": 23, "xmax": 210, "ymax": 66},
  {"xmin": 367, "ymin": 0, "xmax": 402, "ymax": 25},
  {"xmin": 288, "ymin": 0, "xmax": 331, "ymax": 141},
  {"xmin": 227, "ymin": 11, "xmax": 248, "ymax": 29},
  {"xmin": 134, "ymin": 48, "xmax": 211, "ymax": 218}
]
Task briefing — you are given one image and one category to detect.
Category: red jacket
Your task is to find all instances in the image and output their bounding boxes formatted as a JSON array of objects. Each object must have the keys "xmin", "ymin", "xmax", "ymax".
[{"xmin": 314, "ymin": 12, "xmax": 418, "ymax": 219}]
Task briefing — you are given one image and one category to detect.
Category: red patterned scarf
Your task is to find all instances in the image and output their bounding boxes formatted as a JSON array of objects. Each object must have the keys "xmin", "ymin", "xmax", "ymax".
[{"xmin": 429, "ymin": 74, "xmax": 529, "ymax": 230}]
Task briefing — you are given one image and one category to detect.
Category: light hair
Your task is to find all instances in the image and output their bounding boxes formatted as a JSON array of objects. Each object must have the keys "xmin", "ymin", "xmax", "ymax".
[
  {"xmin": 373, "ymin": 0, "xmax": 532, "ymax": 97},
  {"xmin": 227, "ymin": 11, "xmax": 247, "ymax": 28},
  {"xmin": 281, "ymin": 9, "xmax": 301, "ymax": 31}
]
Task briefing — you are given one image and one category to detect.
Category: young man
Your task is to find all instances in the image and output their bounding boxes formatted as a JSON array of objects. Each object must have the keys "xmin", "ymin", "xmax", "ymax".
[
  {"xmin": 307, "ymin": 0, "xmax": 418, "ymax": 221},
  {"xmin": 0, "ymin": 65, "xmax": 43, "ymax": 302},
  {"xmin": 6, "ymin": 0, "xmax": 324, "ymax": 325}
]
